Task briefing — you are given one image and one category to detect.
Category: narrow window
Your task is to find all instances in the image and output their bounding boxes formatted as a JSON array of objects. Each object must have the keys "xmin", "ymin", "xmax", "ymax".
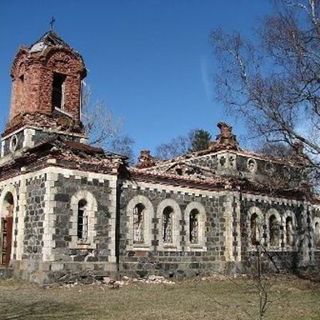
[
  {"xmin": 189, "ymin": 209, "xmax": 199, "ymax": 244},
  {"xmin": 286, "ymin": 217, "xmax": 294, "ymax": 247},
  {"xmin": 163, "ymin": 206, "xmax": 173, "ymax": 243},
  {"xmin": 250, "ymin": 213, "xmax": 260, "ymax": 245},
  {"xmin": 315, "ymin": 222, "xmax": 320, "ymax": 249},
  {"xmin": 19, "ymin": 75, "xmax": 25, "ymax": 107},
  {"xmin": 269, "ymin": 215, "xmax": 279, "ymax": 247},
  {"xmin": 77, "ymin": 199, "xmax": 87, "ymax": 241},
  {"xmin": 133, "ymin": 203, "xmax": 145, "ymax": 243},
  {"xmin": 52, "ymin": 73, "xmax": 66, "ymax": 109}
]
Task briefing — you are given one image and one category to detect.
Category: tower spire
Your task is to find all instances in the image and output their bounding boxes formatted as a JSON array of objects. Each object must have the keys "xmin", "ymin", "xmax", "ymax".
[{"xmin": 49, "ymin": 16, "xmax": 56, "ymax": 31}]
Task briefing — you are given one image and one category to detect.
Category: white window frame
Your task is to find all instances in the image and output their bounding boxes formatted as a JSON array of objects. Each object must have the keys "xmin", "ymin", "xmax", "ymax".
[
  {"xmin": 157, "ymin": 199, "xmax": 182, "ymax": 251},
  {"xmin": 185, "ymin": 202, "xmax": 206, "ymax": 252},
  {"xmin": 126, "ymin": 195, "xmax": 153, "ymax": 251},
  {"xmin": 70, "ymin": 190, "xmax": 97, "ymax": 249}
]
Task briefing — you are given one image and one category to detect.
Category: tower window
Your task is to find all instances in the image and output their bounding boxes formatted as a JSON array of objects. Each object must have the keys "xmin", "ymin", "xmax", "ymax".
[{"xmin": 52, "ymin": 73, "xmax": 66, "ymax": 109}]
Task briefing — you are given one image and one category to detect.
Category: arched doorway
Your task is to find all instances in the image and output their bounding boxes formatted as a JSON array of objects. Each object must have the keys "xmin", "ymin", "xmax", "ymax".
[{"xmin": 1, "ymin": 192, "xmax": 14, "ymax": 266}]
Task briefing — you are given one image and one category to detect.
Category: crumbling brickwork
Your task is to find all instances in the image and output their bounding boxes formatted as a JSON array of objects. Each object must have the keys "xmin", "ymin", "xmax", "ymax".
[{"xmin": 9, "ymin": 32, "xmax": 86, "ymax": 129}]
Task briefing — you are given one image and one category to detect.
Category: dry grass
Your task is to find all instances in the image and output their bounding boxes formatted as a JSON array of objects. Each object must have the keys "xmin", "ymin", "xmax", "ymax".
[{"xmin": 0, "ymin": 276, "xmax": 319, "ymax": 320}]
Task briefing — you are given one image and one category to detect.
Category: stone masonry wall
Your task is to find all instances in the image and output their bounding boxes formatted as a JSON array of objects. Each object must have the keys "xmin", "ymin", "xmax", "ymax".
[
  {"xmin": 240, "ymin": 194, "xmax": 311, "ymax": 273},
  {"xmin": 44, "ymin": 170, "xmax": 117, "ymax": 283},
  {"xmin": 118, "ymin": 181, "xmax": 233, "ymax": 278},
  {"xmin": 22, "ymin": 175, "xmax": 47, "ymax": 270}
]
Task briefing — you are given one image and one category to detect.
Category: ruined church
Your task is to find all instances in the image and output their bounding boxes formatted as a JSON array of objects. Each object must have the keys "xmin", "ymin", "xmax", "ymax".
[{"xmin": 0, "ymin": 31, "xmax": 319, "ymax": 283}]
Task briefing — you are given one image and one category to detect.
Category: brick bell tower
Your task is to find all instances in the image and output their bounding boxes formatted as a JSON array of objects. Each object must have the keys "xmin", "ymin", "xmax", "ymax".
[{"xmin": 1, "ymin": 31, "xmax": 87, "ymax": 157}]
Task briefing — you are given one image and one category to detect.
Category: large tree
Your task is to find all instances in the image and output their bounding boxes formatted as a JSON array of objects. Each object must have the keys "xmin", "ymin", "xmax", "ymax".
[{"xmin": 211, "ymin": 0, "xmax": 320, "ymax": 175}]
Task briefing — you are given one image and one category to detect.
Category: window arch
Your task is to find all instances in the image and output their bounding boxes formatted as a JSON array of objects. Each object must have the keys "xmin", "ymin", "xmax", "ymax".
[
  {"xmin": 133, "ymin": 203, "xmax": 145, "ymax": 244},
  {"xmin": 247, "ymin": 207, "xmax": 263, "ymax": 248},
  {"xmin": 126, "ymin": 195, "xmax": 153, "ymax": 250},
  {"xmin": 157, "ymin": 199, "xmax": 182, "ymax": 250},
  {"xmin": 70, "ymin": 191, "xmax": 97, "ymax": 247},
  {"xmin": 314, "ymin": 218, "xmax": 320, "ymax": 249},
  {"xmin": 250, "ymin": 213, "xmax": 260, "ymax": 245},
  {"xmin": 283, "ymin": 211, "xmax": 296, "ymax": 248},
  {"xmin": 266, "ymin": 209, "xmax": 281, "ymax": 248},
  {"xmin": 185, "ymin": 202, "xmax": 206, "ymax": 251},
  {"xmin": 269, "ymin": 215, "xmax": 280, "ymax": 247}
]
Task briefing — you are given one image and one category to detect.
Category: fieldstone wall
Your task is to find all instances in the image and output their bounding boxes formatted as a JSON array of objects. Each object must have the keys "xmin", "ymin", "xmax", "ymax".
[
  {"xmin": 44, "ymin": 170, "xmax": 117, "ymax": 283},
  {"xmin": 22, "ymin": 175, "xmax": 46, "ymax": 265},
  {"xmin": 118, "ymin": 181, "xmax": 233, "ymax": 278},
  {"xmin": 239, "ymin": 194, "xmax": 312, "ymax": 273}
]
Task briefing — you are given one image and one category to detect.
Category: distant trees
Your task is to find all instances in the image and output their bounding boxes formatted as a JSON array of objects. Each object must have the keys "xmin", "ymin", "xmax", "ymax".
[
  {"xmin": 155, "ymin": 129, "xmax": 212, "ymax": 160},
  {"xmin": 190, "ymin": 129, "xmax": 212, "ymax": 152},
  {"xmin": 211, "ymin": 0, "xmax": 320, "ymax": 175}
]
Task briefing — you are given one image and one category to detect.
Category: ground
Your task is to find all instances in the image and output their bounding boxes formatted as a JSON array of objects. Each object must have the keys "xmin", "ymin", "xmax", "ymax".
[{"xmin": 0, "ymin": 276, "xmax": 319, "ymax": 320}]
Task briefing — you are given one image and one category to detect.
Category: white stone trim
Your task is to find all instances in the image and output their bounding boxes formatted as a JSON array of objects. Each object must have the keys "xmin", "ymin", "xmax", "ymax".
[
  {"xmin": 123, "ymin": 180, "xmax": 229, "ymax": 199},
  {"xmin": 69, "ymin": 190, "xmax": 98, "ymax": 248},
  {"xmin": 157, "ymin": 199, "xmax": 182, "ymax": 251},
  {"xmin": 126, "ymin": 195, "xmax": 153, "ymax": 251},
  {"xmin": 243, "ymin": 193, "xmax": 303, "ymax": 207},
  {"xmin": 184, "ymin": 201, "xmax": 206, "ymax": 252}
]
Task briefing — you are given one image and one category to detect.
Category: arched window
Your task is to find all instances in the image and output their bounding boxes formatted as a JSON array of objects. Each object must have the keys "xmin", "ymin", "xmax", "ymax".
[
  {"xmin": 126, "ymin": 196, "xmax": 153, "ymax": 250},
  {"xmin": 184, "ymin": 202, "xmax": 206, "ymax": 251},
  {"xmin": 189, "ymin": 209, "xmax": 199, "ymax": 244},
  {"xmin": 70, "ymin": 191, "xmax": 97, "ymax": 248},
  {"xmin": 269, "ymin": 215, "xmax": 280, "ymax": 247},
  {"xmin": 157, "ymin": 199, "xmax": 182, "ymax": 250},
  {"xmin": 77, "ymin": 199, "xmax": 87, "ymax": 241},
  {"xmin": 133, "ymin": 203, "xmax": 145, "ymax": 244},
  {"xmin": 315, "ymin": 221, "xmax": 320, "ymax": 249},
  {"xmin": 250, "ymin": 213, "xmax": 260, "ymax": 245},
  {"xmin": 286, "ymin": 216, "xmax": 294, "ymax": 247},
  {"xmin": 52, "ymin": 72, "xmax": 66, "ymax": 109},
  {"xmin": 1, "ymin": 192, "xmax": 14, "ymax": 265},
  {"xmin": 163, "ymin": 206, "xmax": 173, "ymax": 243}
]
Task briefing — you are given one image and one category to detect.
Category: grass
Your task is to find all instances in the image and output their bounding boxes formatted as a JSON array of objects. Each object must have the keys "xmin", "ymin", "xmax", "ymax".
[{"xmin": 0, "ymin": 276, "xmax": 319, "ymax": 320}]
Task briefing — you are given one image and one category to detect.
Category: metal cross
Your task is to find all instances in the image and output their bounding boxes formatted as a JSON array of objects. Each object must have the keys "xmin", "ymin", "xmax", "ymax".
[{"xmin": 50, "ymin": 17, "xmax": 56, "ymax": 31}]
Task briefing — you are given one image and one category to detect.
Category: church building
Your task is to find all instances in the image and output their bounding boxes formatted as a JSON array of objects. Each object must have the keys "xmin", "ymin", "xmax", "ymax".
[{"xmin": 0, "ymin": 31, "xmax": 319, "ymax": 283}]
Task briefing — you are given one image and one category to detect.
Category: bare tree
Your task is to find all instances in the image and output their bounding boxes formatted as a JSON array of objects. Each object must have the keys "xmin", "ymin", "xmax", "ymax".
[
  {"xmin": 81, "ymin": 85, "xmax": 134, "ymax": 162},
  {"xmin": 211, "ymin": 0, "xmax": 320, "ymax": 176}
]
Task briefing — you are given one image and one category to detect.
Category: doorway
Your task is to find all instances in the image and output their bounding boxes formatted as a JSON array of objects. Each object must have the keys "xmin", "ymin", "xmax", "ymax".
[{"xmin": 0, "ymin": 193, "xmax": 14, "ymax": 266}]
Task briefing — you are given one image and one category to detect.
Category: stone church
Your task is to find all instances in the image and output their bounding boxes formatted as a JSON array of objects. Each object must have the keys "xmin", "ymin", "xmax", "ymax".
[{"xmin": 0, "ymin": 31, "xmax": 319, "ymax": 283}]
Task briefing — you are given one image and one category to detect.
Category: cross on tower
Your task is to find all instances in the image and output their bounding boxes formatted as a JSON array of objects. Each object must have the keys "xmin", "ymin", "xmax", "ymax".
[{"xmin": 49, "ymin": 17, "xmax": 56, "ymax": 31}]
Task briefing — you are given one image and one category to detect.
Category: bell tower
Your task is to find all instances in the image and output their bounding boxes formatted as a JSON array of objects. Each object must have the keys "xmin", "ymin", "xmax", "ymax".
[{"xmin": 1, "ymin": 31, "xmax": 87, "ymax": 157}]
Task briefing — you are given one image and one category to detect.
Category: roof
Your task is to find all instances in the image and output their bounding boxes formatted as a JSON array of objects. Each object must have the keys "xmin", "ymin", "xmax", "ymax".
[
  {"xmin": 0, "ymin": 136, "xmax": 127, "ymax": 180},
  {"xmin": 29, "ymin": 31, "xmax": 71, "ymax": 53}
]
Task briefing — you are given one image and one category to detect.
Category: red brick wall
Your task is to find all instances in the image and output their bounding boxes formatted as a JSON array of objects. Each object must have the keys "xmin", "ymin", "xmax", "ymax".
[{"xmin": 9, "ymin": 46, "xmax": 86, "ymax": 127}]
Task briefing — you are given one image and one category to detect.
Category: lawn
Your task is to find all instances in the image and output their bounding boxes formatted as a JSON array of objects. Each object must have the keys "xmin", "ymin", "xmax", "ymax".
[{"xmin": 0, "ymin": 276, "xmax": 319, "ymax": 320}]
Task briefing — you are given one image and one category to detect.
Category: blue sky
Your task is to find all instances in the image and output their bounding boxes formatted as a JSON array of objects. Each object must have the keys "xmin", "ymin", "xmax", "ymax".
[{"xmin": 0, "ymin": 0, "xmax": 273, "ymax": 157}]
